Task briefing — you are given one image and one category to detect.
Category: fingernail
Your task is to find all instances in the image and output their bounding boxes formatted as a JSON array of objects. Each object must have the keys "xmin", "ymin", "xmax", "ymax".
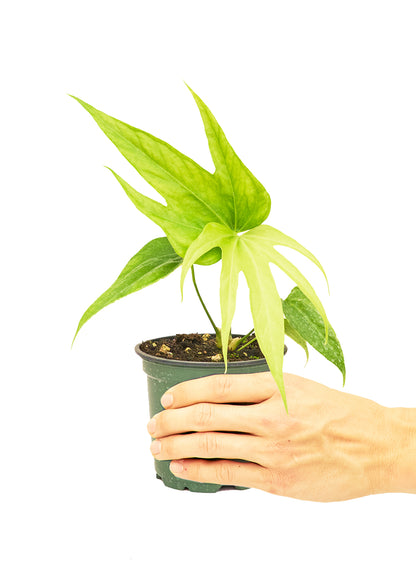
[
  {"xmin": 147, "ymin": 418, "xmax": 156, "ymax": 435},
  {"xmin": 161, "ymin": 392, "xmax": 173, "ymax": 408},
  {"xmin": 150, "ymin": 440, "xmax": 161, "ymax": 455},
  {"xmin": 170, "ymin": 461, "xmax": 183, "ymax": 474}
]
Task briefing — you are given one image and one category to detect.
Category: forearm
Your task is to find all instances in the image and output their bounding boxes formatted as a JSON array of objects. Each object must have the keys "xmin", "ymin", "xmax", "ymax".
[{"xmin": 383, "ymin": 407, "xmax": 416, "ymax": 494}]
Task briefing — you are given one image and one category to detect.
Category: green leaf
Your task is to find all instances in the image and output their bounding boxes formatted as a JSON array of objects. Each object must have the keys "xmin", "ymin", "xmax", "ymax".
[
  {"xmin": 238, "ymin": 237, "xmax": 287, "ymax": 410},
  {"xmin": 71, "ymin": 95, "xmax": 225, "ymax": 264},
  {"xmin": 283, "ymin": 287, "xmax": 346, "ymax": 384},
  {"xmin": 180, "ymin": 222, "xmax": 240, "ymax": 368},
  {"xmin": 187, "ymin": 85, "xmax": 271, "ymax": 232},
  {"xmin": 284, "ymin": 319, "xmax": 309, "ymax": 363},
  {"xmin": 180, "ymin": 223, "xmax": 236, "ymax": 297},
  {"xmin": 219, "ymin": 236, "xmax": 240, "ymax": 368},
  {"xmin": 107, "ymin": 169, "xmax": 220, "ymax": 266},
  {"xmin": 71, "ymin": 90, "xmax": 270, "ymax": 263},
  {"xmin": 72, "ymin": 88, "xmax": 341, "ymax": 410},
  {"xmin": 243, "ymin": 225, "xmax": 330, "ymax": 342},
  {"xmin": 180, "ymin": 223, "xmax": 332, "ymax": 410},
  {"xmin": 73, "ymin": 237, "xmax": 182, "ymax": 343},
  {"xmin": 243, "ymin": 225, "xmax": 329, "ymax": 291}
]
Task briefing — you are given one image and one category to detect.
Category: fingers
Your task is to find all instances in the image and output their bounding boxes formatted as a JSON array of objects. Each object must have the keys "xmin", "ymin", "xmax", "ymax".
[
  {"xmin": 150, "ymin": 432, "xmax": 264, "ymax": 465},
  {"xmin": 148, "ymin": 402, "xmax": 260, "ymax": 438},
  {"xmin": 161, "ymin": 372, "xmax": 276, "ymax": 409},
  {"xmin": 169, "ymin": 459, "xmax": 274, "ymax": 492}
]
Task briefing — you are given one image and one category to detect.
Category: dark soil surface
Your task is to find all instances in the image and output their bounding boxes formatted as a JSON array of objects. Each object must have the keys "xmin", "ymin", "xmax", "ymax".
[{"xmin": 140, "ymin": 333, "xmax": 267, "ymax": 362}]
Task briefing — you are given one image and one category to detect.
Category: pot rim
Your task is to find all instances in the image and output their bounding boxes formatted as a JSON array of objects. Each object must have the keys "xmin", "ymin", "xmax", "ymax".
[{"xmin": 135, "ymin": 334, "xmax": 286, "ymax": 368}]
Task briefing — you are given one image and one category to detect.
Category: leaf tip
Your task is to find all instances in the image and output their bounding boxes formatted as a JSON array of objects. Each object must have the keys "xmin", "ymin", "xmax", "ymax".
[
  {"xmin": 185, "ymin": 83, "xmax": 203, "ymax": 108},
  {"xmin": 71, "ymin": 325, "xmax": 81, "ymax": 349},
  {"xmin": 68, "ymin": 94, "xmax": 85, "ymax": 105},
  {"xmin": 283, "ymin": 395, "xmax": 289, "ymax": 414},
  {"xmin": 68, "ymin": 94, "xmax": 84, "ymax": 106},
  {"xmin": 222, "ymin": 341, "xmax": 229, "ymax": 374},
  {"xmin": 179, "ymin": 274, "xmax": 185, "ymax": 302},
  {"xmin": 277, "ymin": 379, "xmax": 288, "ymax": 413},
  {"xmin": 184, "ymin": 81, "xmax": 195, "ymax": 95}
]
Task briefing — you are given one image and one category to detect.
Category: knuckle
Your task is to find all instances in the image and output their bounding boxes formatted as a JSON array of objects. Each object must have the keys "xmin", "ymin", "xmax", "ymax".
[
  {"xmin": 254, "ymin": 372, "xmax": 277, "ymax": 399},
  {"xmin": 199, "ymin": 432, "xmax": 218, "ymax": 457},
  {"xmin": 256, "ymin": 400, "xmax": 298, "ymax": 436},
  {"xmin": 255, "ymin": 408, "xmax": 275, "ymax": 433},
  {"xmin": 193, "ymin": 403, "xmax": 214, "ymax": 429},
  {"xmin": 253, "ymin": 402, "xmax": 280, "ymax": 436},
  {"xmin": 213, "ymin": 374, "xmax": 233, "ymax": 400}
]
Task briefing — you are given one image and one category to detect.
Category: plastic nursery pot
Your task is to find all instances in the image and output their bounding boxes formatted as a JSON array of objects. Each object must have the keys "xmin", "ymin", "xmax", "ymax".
[{"xmin": 135, "ymin": 335, "xmax": 272, "ymax": 493}]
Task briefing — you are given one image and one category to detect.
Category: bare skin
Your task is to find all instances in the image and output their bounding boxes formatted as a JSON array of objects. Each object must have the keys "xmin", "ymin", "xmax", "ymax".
[{"xmin": 147, "ymin": 372, "xmax": 416, "ymax": 501}]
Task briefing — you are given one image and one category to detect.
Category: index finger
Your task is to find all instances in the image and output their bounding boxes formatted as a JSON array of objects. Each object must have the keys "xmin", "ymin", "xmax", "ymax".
[{"xmin": 161, "ymin": 371, "xmax": 276, "ymax": 409}]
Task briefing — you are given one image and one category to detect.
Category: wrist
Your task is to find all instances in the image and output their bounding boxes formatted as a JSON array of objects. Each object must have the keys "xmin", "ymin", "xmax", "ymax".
[{"xmin": 382, "ymin": 406, "xmax": 416, "ymax": 494}]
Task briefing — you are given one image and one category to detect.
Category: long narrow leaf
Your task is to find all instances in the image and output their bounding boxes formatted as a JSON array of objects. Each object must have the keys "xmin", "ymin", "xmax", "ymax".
[
  {"xmin": 261, "ymin": 245, "xmax": 329, "ymax": 342},
  {"xmin": 180, "ymin": 224, "xmax": 240, "ymax": 369},
  {"xmin": 245, "ymin": 225, "xmax": 329, "ymax": 292},
  {"xmin": 219, "ymin": 237, "xmax": 240, "ymax": 367},
  {"xmin": 73, "ymin": 237, "xmax": 182, "ymax": 343},
  {"xmin": 179, "ymin": 223, "xmax": 332, "ymax": 409},
  {"xmin": 239, "ymin": 238, "xmax": 287, "ymax": 410}
]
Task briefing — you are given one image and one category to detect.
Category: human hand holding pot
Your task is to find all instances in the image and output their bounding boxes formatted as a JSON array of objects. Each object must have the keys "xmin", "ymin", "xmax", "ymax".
[{"xmin": 147, "ymin": 372, "xmax": 416, "ymax": 501}]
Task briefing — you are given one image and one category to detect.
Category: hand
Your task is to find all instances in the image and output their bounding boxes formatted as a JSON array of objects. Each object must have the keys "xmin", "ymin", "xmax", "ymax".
[{"xmin": 147, "ymin": 372, "xmax": 416, "ymax": 501}]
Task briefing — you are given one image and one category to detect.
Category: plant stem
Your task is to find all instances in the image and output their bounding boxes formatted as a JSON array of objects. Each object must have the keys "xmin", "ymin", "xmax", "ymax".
[
  {"xmin": 236, "ymin": 335, "xmax": 257, "ymax": 352},
  {"xmin": 239, "ymin": 328, "xmax": 255, "ymax": 345},
  {"xmin": 228, "ymin": 328, "xmax": 255, "ymax": 352},
  {"xmin": 191, "ymin": 265, "xmax": 220, "ymax": 337}
]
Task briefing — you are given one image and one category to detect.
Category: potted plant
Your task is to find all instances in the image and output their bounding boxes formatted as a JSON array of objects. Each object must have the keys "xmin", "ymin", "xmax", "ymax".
[{"xmin": 71, "ymin": 86, "xmax": 345, "ymax": 492}]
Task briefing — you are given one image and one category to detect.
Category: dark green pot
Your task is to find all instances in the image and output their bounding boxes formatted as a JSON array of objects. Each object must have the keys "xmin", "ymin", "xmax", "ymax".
[{"xmin": 135, "ymin": 336, "xmax": 270, "ymax": 493}]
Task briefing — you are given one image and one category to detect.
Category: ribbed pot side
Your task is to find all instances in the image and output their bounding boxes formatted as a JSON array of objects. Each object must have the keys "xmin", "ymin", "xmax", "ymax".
[{"xmin": 135, "ymin": 336, "xmax": 270, "ymax": 493}]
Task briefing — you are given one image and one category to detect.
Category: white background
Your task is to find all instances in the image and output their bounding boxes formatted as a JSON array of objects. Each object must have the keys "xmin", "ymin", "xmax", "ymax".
[{"xmin": 1, "ymin": 1, "xmax": 415, "ymax": 580}]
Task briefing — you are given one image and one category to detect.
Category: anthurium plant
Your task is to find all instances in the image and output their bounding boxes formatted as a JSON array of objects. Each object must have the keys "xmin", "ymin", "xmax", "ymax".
[{"xmin": 72, "ymin": 86, "xmax": 345, "ymax": 410}]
